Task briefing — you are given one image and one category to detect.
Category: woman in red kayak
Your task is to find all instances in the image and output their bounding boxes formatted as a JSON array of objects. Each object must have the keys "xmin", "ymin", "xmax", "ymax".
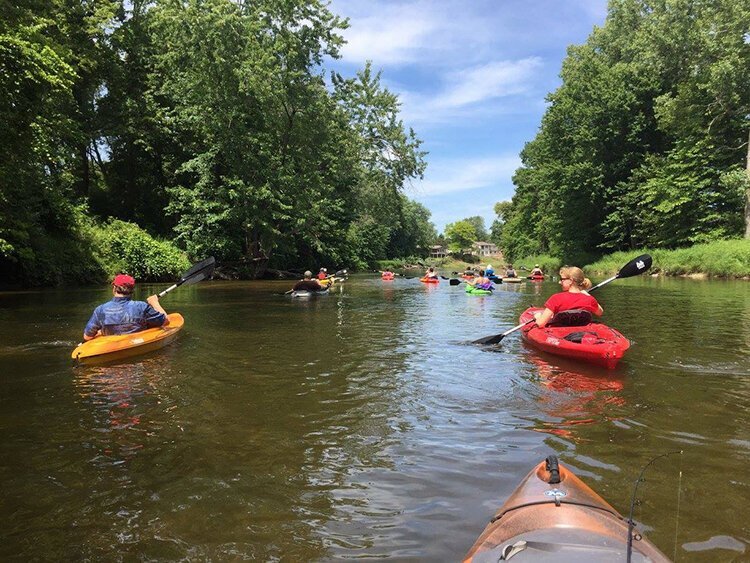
[{"xmin": 533, "ymin": 266, "xmax": 603, "ymax": 327}]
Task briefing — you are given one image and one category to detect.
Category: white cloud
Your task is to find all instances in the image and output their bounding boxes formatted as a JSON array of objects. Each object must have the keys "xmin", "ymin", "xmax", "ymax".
[
  {"xmin": 393, "ymin": 58, "xmax": 543, "ymax": 126},
  {"xmin": 412, "ymin": 154, "xmax": 521, "ymax": 197},
  {"xmin": 436, "ymin": 58, "xmax": 542, "ymax": 108},
  {"xmin": 337, "ymin": 4, "xmax": 440, "ymax": 65}
]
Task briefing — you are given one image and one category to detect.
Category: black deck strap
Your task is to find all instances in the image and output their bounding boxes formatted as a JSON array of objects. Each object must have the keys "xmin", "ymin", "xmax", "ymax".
[{"xmin": 562, "ymin": 331, "xmax": 603, "ymax": 343}]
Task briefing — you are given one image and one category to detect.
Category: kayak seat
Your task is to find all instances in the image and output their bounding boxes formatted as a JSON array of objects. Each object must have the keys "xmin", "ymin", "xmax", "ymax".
[{"xmin": 548, "ymin": 309, "xmax": 593, "ymax": 327}]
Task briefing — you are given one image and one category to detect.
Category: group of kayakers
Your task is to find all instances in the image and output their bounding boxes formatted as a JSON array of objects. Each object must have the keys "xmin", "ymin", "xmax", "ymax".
[{"xmin": 81, "ymin": 262, "xmax": 603, "ymax": 342}]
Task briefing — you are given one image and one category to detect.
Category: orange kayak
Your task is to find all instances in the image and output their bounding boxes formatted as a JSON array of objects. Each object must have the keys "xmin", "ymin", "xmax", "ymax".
[
  {"xmin": 420, "ymin": 277, "xmax": 439, "ymax": 283},
  {"xmin": 71, "ymin": 313, "xmax": 184, "ymax": 364},
  {"xmin": 464, "ymin": 456, "xmax": 671, "ymax": 562}
]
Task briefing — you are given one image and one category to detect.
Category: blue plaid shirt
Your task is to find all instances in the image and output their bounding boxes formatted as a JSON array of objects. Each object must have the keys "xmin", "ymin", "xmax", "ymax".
[{"xmin": 84, "ymin": 296, "xmax": 166, "ymax": 337}]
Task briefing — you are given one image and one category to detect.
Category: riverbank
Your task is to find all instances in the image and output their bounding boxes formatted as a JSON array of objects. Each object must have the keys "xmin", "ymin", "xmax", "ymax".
[{"xmin": 509, "ymin": 239, "xmax": 750, "ymax": 279}]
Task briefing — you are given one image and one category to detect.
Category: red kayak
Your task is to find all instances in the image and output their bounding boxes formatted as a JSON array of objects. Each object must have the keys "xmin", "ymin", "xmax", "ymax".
[
  {"xmin": 463, "ymin": 456, "xmax": 671, "ymax": 562},
  {"xmin": 529, "ymin": 274, "xmax": 544, "ymax": 281},
  {"xmin": 520, "ymin": 307, "xmax": 630, "ymax": 369},
  {"xmin": 420, "ymin": 277, "xmax": 439, "ymax": 284},
  {"xmin": 382, "ymin": 274, "xmax": 395, "ymax": 280}
]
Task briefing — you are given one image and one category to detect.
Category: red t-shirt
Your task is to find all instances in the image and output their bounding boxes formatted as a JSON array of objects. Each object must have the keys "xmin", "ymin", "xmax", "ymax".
[
  {"xmin": 544, "ymin": 291, "xmax": 600, "ymax": 314},
  {"xmin": 317, "ymin": 272, "xmax": 327, "ymax": 280}
]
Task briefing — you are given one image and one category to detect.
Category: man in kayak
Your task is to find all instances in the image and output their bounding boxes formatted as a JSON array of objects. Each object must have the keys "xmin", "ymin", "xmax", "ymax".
[
  {"xmin": 83, "ymin": 274, "xmax": 169, "ymax": 341},
  {"xmin": 293, "ymin": 270, "xmax": 324, "ymax": 292},
  {"xmin": 531, "ymin": 264, "xmax": 544, "ymax": 277},
  {"xmin": 533, "ymin": 266, "xmax": 603, "ymax": 328}
]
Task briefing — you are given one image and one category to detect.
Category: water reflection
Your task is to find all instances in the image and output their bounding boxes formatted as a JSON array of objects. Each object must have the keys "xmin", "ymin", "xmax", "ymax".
[{"xmin": 523, "ymin": 354, "xmax": 625, "ymax": 440}]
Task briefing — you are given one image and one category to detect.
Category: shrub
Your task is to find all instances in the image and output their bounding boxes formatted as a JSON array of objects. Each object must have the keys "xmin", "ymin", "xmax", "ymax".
[{"xmin": 92, "ymin": 219, "xmax": 191, "ymax": 281}]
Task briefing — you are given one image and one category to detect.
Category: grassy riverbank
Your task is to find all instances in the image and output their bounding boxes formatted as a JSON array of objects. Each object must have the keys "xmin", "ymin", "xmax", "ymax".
[
  {"xmin": 511, "ymin": 239, "xmax": 750, "ymax": 278},
  {"xmin": 585, "ymin": 239, "xmax": 750, "ymax": 278}
]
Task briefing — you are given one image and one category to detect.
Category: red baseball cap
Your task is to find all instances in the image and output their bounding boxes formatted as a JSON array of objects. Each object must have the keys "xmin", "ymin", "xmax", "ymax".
[{"xmin": 112, "ymin": 274, "xmax": 136, "ymax": 287}]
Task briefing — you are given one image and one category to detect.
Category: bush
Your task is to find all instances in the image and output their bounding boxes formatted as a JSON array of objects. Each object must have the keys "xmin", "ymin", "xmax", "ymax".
[
  {"xmin": 511, "ymin": 254, "xmax": 563, "ymax": 275},
  {"xmin": 92, "ymin": 219, "xmax": 191, "ymax": 282}
]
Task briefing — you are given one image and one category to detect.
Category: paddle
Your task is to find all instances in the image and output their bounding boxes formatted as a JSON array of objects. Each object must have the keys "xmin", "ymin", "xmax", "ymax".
[
  {"xmin": 472, "ymin": 254, "xmax": 652, "ymax": 345},
  {"xmin": 157, "ymin": 256, "xmax": 216, "ymax": 298}
]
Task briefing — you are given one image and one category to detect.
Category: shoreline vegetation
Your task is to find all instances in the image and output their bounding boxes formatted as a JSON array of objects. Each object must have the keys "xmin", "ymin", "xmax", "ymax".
[{"xmin": 380, "ymin": 239, "xmax": 750, "ymax": 280}]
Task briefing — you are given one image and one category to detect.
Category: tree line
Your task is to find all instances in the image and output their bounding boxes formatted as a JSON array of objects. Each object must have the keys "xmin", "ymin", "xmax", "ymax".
[
  {"xmin": 492, "ymin": 0, "xmax": 750, "ymax": 264},
  {"xmin": 0, "ymin": 0, "xmax": 436, "ymax": 286}
]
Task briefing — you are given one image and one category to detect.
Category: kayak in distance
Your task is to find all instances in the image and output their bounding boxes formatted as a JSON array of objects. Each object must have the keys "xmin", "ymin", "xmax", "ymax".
[
  {"xmin": 502, "ymin": 277, "xmax": 524, "ymax": 283},
  {"xmin": 71, "ymin": 313, "xmax": 184, "ymax": 364},
  {"xmin": 528, "ymin": 274, "xmax": 545, "ymax": 281},
  {"xmin": 520, "ymin": 307, "xmax": 630, "ymax": 369},
  {"xmin": 291, "ymin": 287, "xmax": 330, "ymax": 298},
  {"xmin": 463, "ymin": 456, "xmax": 671, "ymax": 562},
  {"xmin": 465, "ymin": 285, "xmax": 493, "ymax": 295},
  {"xmin": 382, "ymin": 273, "xmax": 395, "ymax": 281},
  {"xmin": 420, "ymin": 277, "xmax": 440, "ymax": 284}
]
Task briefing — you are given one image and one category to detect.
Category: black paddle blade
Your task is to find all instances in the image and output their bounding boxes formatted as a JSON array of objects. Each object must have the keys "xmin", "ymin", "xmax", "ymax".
[
  {"xmin": 472, "ymin": 333, "xmax": 505, "ymax": 345},
  {"xmin": 449, "ymin": 278, "xmax": 462, "ymax": 285},
  {"xmin": 617, "ymin": 254, "xmax": 652, "ymax": 278},
  {"xmin": 181, "ymin": 256, "xmax": 215, "ymax": 285}
]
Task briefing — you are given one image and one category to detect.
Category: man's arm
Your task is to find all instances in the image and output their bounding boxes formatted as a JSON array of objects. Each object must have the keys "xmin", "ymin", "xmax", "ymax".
[{"xmin": 146, "ymin": 295, "xmax": 169, "ymax": 326}]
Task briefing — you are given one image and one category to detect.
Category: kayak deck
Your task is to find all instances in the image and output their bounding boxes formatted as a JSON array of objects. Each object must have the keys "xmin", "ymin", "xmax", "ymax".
[
  {"xmin": 463, "ymin": 456, "xmax": 671, "ymax": 562},
  {"xmin": 466, "ymin": 285, "xmax": 492, "ymax": 295},
  {"xmin": 71, "ymin": 313, "xmax": 184, "ymax": 364},
  {"xmin": 520, "ymin": 307, "xmax": 630, "ymax": 369}
]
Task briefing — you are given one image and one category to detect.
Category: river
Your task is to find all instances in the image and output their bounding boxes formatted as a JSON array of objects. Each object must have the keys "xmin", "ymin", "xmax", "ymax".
[{"xmin": 1, "ymin": 274, "xmax": 748, "ymax": 561}]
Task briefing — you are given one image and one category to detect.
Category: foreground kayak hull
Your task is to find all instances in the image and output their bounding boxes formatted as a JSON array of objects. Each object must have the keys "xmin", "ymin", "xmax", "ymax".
[
  {"xmin": 463, "ymin": 456, "xmax": 671, "ymax": 562},
  {"xmin": 72, "ymin": 313, "xmax": 184, "ymax": 364},
  {"xmin": 520, "ymin": 307, "xmax": 630, "ymax": 369}
]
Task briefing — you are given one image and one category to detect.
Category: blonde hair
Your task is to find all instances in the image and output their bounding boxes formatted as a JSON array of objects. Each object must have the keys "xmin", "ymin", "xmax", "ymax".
[{"xmin": 559, "ymin": 266, "xmax": 592, "ymax": 290}]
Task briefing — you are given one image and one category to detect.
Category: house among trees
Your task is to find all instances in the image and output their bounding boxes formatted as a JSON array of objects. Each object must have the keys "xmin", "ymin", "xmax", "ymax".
[
  {"xmin": 473, "ymin": 241, "xmax": 498, "ymax": 256},
  {"xmin": 429, "ymin": 245, "xmax": 447, "ymax": 258}
]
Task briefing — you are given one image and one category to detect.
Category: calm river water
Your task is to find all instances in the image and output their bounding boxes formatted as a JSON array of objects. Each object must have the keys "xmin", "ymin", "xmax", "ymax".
[{"xmin": 1, "ymin": 274, "xmax": 749, "ymax": 561}]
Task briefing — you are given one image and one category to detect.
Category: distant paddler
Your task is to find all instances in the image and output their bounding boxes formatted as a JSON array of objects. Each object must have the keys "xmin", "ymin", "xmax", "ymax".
[
  {"xmin": 467, "ymin": 269, "xmax": 493, "ymax": 291},
  {"xmin": 292, "ymin": 270, "xmax": 324, "ymax": 292}
]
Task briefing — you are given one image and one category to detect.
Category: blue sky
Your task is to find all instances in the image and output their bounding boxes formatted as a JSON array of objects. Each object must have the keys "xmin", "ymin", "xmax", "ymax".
[{"xmin": 328, "ymin": 0, "xmax": 609, "ymax": 235}]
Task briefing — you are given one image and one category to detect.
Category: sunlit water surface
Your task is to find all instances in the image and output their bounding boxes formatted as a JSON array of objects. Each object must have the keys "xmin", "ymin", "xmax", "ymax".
[{"xmin": 1, "ymin": 275, "xmax": 749, "ymax": 561}]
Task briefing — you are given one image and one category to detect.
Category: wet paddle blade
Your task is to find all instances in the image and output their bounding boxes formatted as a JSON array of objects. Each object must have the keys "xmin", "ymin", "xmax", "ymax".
[
  {"xmin": 449, "ymin": 278, "xmax": 461, "ymax": 286},
  {"xmin": 472, "ymin": 333, "xmax": 506, "ymax": 345}
]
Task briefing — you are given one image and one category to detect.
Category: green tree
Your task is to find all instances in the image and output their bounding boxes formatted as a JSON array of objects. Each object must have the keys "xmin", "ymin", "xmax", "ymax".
[{"xmin": 445, "ymin": 220, "xmax": 477, "ymax": 253}]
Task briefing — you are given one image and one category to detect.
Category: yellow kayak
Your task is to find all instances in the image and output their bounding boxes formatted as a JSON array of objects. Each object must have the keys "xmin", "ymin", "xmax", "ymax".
[{"xmin": 71, "ymin": 313, "xmax": 184, "ymax": 364}]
